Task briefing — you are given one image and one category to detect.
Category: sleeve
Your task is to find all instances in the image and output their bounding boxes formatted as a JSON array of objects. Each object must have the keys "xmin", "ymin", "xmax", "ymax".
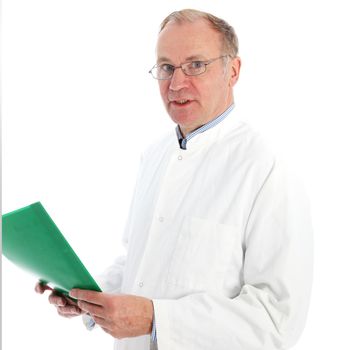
[
  {"xmin": 82, "ymin": 154, "xmax": 145, "ymax": 329},
  {"xmin": 152, "ymin": 160, "xmax": 313, "ymax": 349},
  {"xmin": 95, "ymin": 153, "xmax": 146, "ymax": 293},
  {"xmin": 94, "ymin": 255, "xmax": 127, "ymax": 294}
]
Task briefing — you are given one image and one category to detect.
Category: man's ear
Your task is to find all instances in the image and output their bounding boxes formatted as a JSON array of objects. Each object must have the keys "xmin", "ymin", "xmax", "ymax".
[{"xmin": 229, "ymin": 56, "xmax": 241, "ymax": 87}]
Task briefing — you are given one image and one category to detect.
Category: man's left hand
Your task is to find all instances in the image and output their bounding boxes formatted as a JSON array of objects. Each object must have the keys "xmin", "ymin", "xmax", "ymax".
[{"xmin": 69, "ymin": 289, "xmax": 154, "ymax": 339}]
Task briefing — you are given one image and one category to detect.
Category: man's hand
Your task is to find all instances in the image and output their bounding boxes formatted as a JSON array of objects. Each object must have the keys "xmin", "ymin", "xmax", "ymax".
[
  {"xmin": 69, "ymin": 289, "xmax": 154, "ymax": 339},
  {"xmin": 35, "ymin": 282, "xmax": 84, "ymax": 318}
]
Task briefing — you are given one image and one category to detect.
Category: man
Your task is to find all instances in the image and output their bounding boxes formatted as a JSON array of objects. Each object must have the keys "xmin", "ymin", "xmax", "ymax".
[{"xmin": 36, "ymin": 9, "xmax": 313, "ymax": 350}]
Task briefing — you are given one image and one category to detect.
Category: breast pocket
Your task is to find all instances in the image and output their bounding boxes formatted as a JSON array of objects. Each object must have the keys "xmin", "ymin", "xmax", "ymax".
[{"xmin": 166, "ymin": 217, "xmax": 238, "ymax": 292}]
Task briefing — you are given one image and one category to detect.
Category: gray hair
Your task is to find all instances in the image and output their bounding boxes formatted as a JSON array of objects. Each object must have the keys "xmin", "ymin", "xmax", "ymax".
[{"xmin": 160, "ymin": 9, "xmax": 239, "ymax": 58}]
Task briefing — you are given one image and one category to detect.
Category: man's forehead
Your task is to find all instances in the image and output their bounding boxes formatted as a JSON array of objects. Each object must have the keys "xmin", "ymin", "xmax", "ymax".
[
  {"xmin": 157, "ymin": 19, "xmax": 216, "ymax": 42},
  {"xmin": 157, "ymin": 54, "xmax": 207, "ymax": 64},
  {"xmin": 156, "ymin": 20, "xmax": 222, "ymax": 62}
]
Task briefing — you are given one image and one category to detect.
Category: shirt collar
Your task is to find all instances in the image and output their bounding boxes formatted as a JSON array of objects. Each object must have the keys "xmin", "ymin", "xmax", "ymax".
[{"xmin": 175, "ymin": 104, "xmax": 235, "ymax": 150}]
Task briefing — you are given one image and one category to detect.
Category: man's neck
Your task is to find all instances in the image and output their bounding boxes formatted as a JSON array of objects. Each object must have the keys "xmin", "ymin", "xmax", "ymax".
[
  {"xmin": 176, "ymin": 103, "xmax": 235, "ymax": 151},
  {"xmin": 179, "ymin": 102, "xmax": 234, "ymax": 138}
]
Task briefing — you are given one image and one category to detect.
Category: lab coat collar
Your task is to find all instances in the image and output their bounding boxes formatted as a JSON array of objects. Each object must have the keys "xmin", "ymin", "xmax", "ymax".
[{"xmin": 173, "ymin": 105, "xmax": 243, "ymax": 152}]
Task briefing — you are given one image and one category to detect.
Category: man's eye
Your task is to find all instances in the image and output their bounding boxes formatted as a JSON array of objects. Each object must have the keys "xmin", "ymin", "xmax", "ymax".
[
  {"xmin": 160, "ymin": 64, "xmax": 174, "ymax": 73},
  {"xmin": 190, "ymin": 61, "xmax": 205, "ymax": 69}
]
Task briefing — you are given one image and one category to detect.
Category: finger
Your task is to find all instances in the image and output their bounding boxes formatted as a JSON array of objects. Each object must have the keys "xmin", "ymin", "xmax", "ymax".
[
  {"xmin": 57, "ymin": 309, "xmax": 74, "ymax": 319},
  {"xmin": 66, "ymin": 296, "xmax": 79, "ymax": 306},
  {"xmin": 49, "ymin": 293, "xmax": 67, "ymax": 307},
  {"xmin": 35, "ymin": 282, "xmax": 53, "ymax": 294},
  {"xmin": 69, "ymin": 289, "xmax": 104, "ymax": 306},
  {"xmin": 35, "ymin": 282, "xmax": 44, "ymax": 294},
  {"xmin": 57, "ymin": 305, "xmax": 82, "ymax": 318},
  {"xmin": 77, "ymin": 300, "xmax": 104, "ymax": 318},
  {"xmin": 57, "ymin": 310, "xmax": 76, "ymax": 318}
]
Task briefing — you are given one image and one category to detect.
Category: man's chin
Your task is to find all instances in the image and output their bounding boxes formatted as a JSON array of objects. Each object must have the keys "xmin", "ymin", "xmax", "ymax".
[
  {"xmin": 168, "ymin": 106, "xmax": 195, "ymax": 121},
  {"xmin": 169, "ymin": 113, "xmax": 194, "ymax": 126}
]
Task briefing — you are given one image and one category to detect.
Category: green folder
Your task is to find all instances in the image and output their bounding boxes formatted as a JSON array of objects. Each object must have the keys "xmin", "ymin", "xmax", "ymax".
[{"xmin": 2, "ymin": 202, "xmax": 101, "ymax": 296}]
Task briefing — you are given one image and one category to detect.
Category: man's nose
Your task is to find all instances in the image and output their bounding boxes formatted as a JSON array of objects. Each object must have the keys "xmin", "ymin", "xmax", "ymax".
[{"xmin": 169, "ymin": 67, "xmax": 189, "ymax": 91}]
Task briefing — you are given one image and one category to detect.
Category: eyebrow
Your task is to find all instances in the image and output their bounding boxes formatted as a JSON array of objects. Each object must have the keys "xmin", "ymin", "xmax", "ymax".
[{"xmin": 157, "ymin": 54, "xmax": 208, "ymax": 64}]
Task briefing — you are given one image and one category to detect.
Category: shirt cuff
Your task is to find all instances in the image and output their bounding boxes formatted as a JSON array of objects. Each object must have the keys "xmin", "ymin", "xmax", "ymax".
[
  {"xmin": 82, "ymin": 313, "xmax": 96, "ymax": 331},
  {"xmin": 151, "ymin": 306, "xmax": 157, "ymax": 342}
]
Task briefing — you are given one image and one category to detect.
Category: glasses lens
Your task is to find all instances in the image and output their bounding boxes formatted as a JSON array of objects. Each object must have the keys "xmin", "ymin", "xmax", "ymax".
[
  {"xmin": 183, "ymin": 61, "xmax": 206, "ymax": 76},
  {"xmin": 150, "ymin": 60, "xmax": 210, "ymax": 79},
  {"xmin": 151, "ymin": 64, "xmax": 173, "ymax": 80}
]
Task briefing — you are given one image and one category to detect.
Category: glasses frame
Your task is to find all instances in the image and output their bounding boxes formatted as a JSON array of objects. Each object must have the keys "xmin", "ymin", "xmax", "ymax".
[{"xmin": 149, "ymin": 55, "xmax": 229, "ymax": 80}]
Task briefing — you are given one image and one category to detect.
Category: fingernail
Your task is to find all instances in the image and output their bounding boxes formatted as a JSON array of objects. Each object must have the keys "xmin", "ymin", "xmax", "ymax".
[{"xmin": 69, "ymin": 290, "xmax": 76, "ymax": 298}]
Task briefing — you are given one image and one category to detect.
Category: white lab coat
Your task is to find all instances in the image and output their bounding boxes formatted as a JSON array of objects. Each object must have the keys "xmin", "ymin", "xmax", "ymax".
[{"xmin": 97, "ymin": 108, "xmax": 313, "ymax": 350}]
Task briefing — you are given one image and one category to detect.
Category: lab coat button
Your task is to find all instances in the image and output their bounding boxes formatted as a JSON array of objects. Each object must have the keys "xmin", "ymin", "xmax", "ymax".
[
  {"xmin": 178, "ymin": 155, "xmax": 183, "ymax": 160},
  {"xmin": 158, "ymin": 216, "xmax": 164, "ymax": 222},
  {"xmin": 138, "ymin": 281, "xmax": 144, "ymax": 287}
]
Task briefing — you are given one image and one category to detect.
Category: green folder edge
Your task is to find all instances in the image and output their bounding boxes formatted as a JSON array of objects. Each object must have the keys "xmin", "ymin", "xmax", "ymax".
[{"xmin": 2, "ymin": 202, "xmax": 101, "ymax": 297}]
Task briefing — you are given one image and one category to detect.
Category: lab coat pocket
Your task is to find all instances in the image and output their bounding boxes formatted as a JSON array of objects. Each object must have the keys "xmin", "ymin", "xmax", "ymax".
[{"xmin": 166, "ymin": 217, "xmax": 237, "ymax": 291}]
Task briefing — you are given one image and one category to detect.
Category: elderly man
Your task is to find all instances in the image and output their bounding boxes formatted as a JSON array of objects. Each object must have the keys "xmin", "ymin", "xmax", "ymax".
[{"xmin": 36, "ymin": 9, "xmax": 313, "ymax": 350}]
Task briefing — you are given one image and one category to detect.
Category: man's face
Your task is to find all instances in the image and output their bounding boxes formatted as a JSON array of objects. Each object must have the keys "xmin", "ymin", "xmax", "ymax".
[{"xmin": 156, "ymin": 19, "xmax": 240, "ymax": 136}]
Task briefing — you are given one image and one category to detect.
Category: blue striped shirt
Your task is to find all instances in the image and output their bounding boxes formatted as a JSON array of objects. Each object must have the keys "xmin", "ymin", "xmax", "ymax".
[
  {"xmin": 175, "ymin": 104, "xmax": 235, "ymax": 150},
  {"xmin": 151, "ymin": 313, "xmax": 157, "ymax": 343}
]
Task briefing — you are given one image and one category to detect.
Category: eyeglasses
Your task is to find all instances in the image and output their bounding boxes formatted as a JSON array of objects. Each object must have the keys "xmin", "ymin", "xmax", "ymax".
[{"xmin": 149, "ymin": 55, "xmax": 228, "ymax": 80}]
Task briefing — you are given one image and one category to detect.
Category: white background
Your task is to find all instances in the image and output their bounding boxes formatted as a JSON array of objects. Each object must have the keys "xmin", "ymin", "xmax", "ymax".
[{"xmin": 2, "ymin": 0, "xmax": 350, "ymax": 349}]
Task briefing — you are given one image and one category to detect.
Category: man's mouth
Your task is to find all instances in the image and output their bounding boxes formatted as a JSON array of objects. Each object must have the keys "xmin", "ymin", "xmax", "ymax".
[{"xmin": 171, "ymin": 99, "xmax": 192, "ymax": 106}]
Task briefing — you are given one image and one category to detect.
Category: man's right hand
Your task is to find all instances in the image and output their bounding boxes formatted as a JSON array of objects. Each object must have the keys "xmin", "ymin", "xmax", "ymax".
[{"xmin": 35, "ymin": 282, "xmax": 85, "ymax": 318}]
